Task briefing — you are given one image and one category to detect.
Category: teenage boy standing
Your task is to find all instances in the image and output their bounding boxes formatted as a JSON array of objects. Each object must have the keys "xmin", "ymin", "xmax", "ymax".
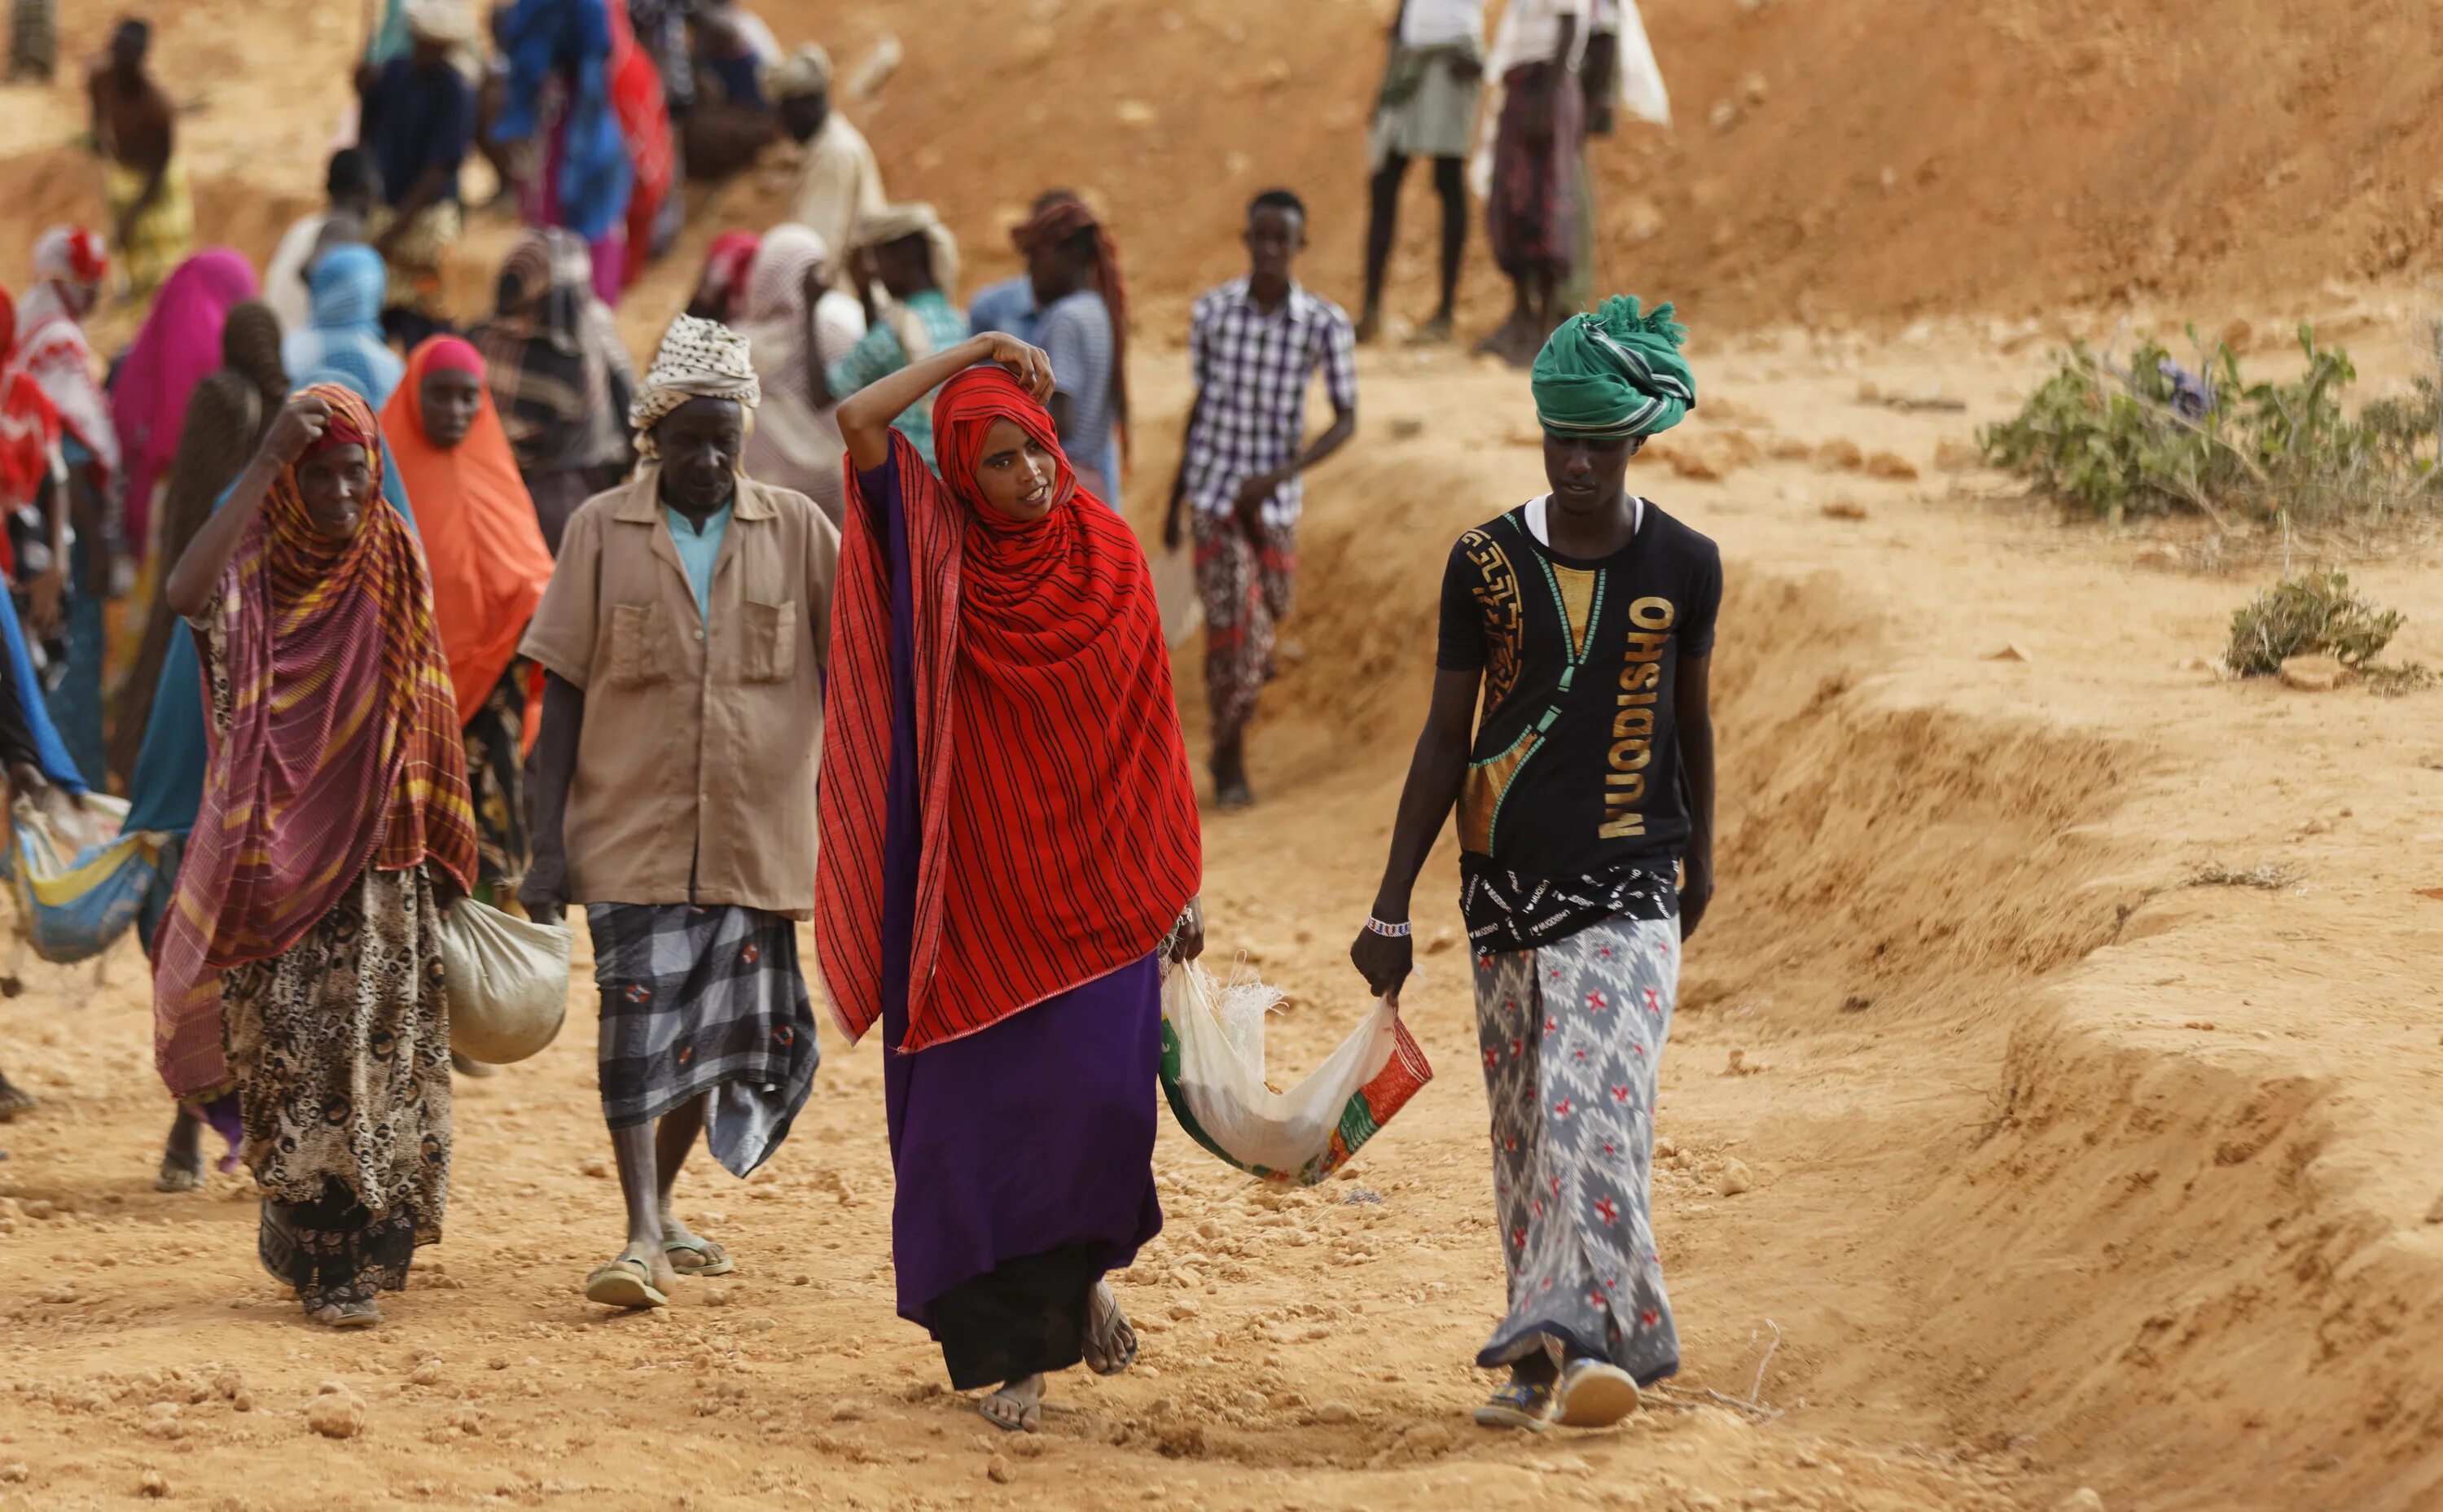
[
  {"xmin": 1163, "ymin": 189, "xmax": 1358, "ymax": 809},
  {"xmin": 1350, "ymin": 296, "xmax": 1717, "ymax": 1432}
]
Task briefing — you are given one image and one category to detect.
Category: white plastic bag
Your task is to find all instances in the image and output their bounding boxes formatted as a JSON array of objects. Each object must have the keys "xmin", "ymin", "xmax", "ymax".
[
  {"xmin": 1157, "ymin": 962, "xmax": 1432, "ymax": 1185},
  {"xmin": 438, "ymin": 899, "xmax": 572, "ymax": 1065}
]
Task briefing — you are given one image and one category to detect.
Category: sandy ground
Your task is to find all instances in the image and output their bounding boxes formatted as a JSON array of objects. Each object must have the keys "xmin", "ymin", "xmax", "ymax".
[
  {"xmin": 7, "ymin": 295, "xmax": 2443, "ymax": 1511},
  {"xmin": 9, "ymin": 2, "xmax": 2443, "ymax": 1507}
]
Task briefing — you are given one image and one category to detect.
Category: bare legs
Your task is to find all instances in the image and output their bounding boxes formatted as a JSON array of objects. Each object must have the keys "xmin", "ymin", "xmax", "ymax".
[
  {"xmin": 1361, "ymin": 152, "xmax": 1469, "ymax": 344},
  {"xmin": 607, "ymin": 1091, "xmax": 713, "ymax": 1295}
]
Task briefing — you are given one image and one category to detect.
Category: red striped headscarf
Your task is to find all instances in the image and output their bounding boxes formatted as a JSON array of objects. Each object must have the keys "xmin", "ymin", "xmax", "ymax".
[
  {"xmin": 152, "ymin": 383, "xmax": 479, "ymax": 1098},
  {"xmin": 817, "ymin": 366, "xmax": 1200, "ymax": 1053}
]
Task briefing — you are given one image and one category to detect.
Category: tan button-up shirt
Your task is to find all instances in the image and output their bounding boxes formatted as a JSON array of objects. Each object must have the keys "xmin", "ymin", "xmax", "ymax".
[{"xmin": 520, "ymin": 471, "xmax": 840, "ymax": 918}]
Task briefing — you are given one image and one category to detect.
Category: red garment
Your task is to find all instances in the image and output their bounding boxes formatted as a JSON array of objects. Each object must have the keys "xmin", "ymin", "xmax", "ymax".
[
  {"xmin": 817, "ymin": 366, "xmax": 1202, "ymax": 1053},
  {"xmin": 151, "ymin": 383, "xmax": 479, "ymax": 1098},
  {"xmin": 606, "ymin": 0, "xmax": 673, "ymax": 291},
  {"xmin": 0, "ymin": 286, "xmax": 59, "ymax": 579}
]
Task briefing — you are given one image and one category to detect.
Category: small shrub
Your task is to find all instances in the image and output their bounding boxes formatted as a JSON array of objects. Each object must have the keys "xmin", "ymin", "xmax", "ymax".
[
  {"xmin": 1980, "ymin": 327, "xmax": 2436, "ymax": 526},
  {"xmin": 2225, "ymin": 568, "xmax": 2410, "ymax": 674}
]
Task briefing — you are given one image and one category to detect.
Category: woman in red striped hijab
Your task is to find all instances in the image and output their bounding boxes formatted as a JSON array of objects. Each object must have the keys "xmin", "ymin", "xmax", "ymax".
[
  {"xmin": 818, "ymin": 332, "xmax": 1203, "ymax": 1432},
  {"xmin": 156, "ymin": 382, "xmax": 477, "ymax": 1329}
]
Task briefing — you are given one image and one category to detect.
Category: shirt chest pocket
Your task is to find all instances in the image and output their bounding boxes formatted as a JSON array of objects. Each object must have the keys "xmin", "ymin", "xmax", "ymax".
[
  {"xmin": 739, "ymin": 598, "xmax": 799, "ymax": 683},
  {"xmin": 607, "ymin": 603, "xmax": 669, "ymax": 688}
]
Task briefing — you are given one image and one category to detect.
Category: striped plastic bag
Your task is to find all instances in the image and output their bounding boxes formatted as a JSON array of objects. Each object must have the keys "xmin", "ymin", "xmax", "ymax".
[
  {"xmin": 11, "ymin": 794, "xmax": 160, "ymax": 964},
  {"xmin": 1157, "ymin": 962, "xmax": 1432, "ymax": 1186}
]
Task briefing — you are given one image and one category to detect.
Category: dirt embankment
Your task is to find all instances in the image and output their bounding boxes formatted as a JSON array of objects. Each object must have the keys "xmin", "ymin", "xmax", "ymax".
[{"xmin": 19, "ymin": 0, "xmax": 2443, "ymax": 339}]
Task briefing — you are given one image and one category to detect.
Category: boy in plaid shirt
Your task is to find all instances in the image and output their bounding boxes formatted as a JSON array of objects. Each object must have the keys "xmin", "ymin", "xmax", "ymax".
[{"xmin": 1162, "ymin": 189, "xmax": 1359, "ymax": 809}]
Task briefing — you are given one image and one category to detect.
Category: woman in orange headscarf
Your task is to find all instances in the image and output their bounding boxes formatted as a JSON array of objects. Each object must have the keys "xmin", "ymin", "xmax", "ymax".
[
  {"xmin": 382, "ymin": 336, "xmax": 556, "ymax": 903},
  {"xmin": 156, "ymin": 381, "xmax": 477, "ymax": 1329},
  {"xmin": 818, "ymin": 331, "xmax": 1204, "ymax": 1431}
]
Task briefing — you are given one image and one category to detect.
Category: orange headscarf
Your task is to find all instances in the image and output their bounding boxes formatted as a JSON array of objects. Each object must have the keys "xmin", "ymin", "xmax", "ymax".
[{"xmin": 381, "ymin": 337, "xmax": 556, "ymax": 722}]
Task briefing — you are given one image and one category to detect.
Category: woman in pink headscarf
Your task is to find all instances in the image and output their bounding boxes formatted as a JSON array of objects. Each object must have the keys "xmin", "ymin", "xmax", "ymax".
[{"xmin": 108, "ymin": 247, "xmax": 259, "ymax": 559}]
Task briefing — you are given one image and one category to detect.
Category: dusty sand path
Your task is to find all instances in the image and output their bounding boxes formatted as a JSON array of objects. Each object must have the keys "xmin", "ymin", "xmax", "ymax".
[{"xmin": 7, "ymin": 309, "xmax": 2443, "ymax": 1511}]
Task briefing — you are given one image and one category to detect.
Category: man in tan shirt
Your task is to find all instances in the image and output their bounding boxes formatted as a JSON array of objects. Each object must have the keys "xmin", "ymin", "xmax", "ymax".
[
  {"xmin": 520, "ymin": 316, "xmax": 840, "ymax": 1311},
  {"xmin": 765, "ymin": 44, "xmax": 884, "ymax": 293}
]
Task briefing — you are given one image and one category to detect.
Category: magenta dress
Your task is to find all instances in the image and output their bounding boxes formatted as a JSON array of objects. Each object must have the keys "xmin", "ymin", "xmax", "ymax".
[{"xmin": 860, "ymin": 455, "xmax": 1165, "ymax": 1391}]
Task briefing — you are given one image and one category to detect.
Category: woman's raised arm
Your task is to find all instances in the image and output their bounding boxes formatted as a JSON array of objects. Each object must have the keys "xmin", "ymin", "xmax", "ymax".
[
  {"xmin": 836, "ymin": 332, "xmax": 1053, "ymax": 474},
  {"xmin": 164, "ymin": 394, "xmax": 331, "ymax": 620}
]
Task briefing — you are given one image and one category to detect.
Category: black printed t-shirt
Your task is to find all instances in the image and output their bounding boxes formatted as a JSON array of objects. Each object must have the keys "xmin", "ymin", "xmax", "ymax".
[{"xmin": 1435, "ymin": 498, "xmax": 1722, "ymax": 951}]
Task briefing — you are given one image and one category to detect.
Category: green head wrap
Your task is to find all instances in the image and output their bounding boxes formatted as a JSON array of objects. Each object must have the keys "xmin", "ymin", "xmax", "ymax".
[{"xmin": 1531, "ymin": 295, "xmax": 1697, "ymax": 441}]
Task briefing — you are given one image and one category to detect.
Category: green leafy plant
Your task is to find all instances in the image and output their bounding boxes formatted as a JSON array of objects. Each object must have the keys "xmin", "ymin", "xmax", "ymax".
[
  {"xmin": 1980, "ymin": 327, "xmax": 2436, "ymax": 525},
  {"xmin": 2225, "ymin": 568, "xmax": 2427, "ymax": 695}
]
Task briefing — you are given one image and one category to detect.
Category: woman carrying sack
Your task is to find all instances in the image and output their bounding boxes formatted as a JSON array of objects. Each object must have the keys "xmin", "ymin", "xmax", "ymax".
[
  {"xmin": 153, "ymin": 383, "xmax": 479, "ymax": 1329},
  {"xmin": 818, "ymin": 332, "xmax": 1204, "ymax": 1433}
]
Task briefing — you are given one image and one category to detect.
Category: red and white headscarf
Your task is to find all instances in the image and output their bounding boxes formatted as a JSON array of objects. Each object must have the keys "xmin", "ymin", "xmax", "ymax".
[{"xmin": 7, "ymin": 226, "xmax": 119, "ymax": 494}]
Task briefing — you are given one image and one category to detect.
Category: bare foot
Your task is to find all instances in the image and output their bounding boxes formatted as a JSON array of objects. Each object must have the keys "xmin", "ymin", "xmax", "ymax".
[{"xmin": 978, "ymin": 1374, "xmax": 1045, "ymax": 1432}]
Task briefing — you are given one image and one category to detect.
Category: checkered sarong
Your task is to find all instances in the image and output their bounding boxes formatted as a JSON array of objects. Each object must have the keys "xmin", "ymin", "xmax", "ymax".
[{"xmin": 588, "ymin": 903, "xmax": 819, "ymax": 1177}]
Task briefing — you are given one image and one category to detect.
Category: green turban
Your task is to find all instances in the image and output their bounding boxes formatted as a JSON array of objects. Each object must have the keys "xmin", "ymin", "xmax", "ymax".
[{"xmin": 1531, "ymin": 295, "xmax": 1697, "ymax": 441}]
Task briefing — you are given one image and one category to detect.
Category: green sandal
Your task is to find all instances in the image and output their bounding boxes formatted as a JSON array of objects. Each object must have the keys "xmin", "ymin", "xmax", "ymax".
[
  {"xmin": 1472, "ymin": 1380, "xmax": 1555, "ymax": 1432},
  {"xmin": 584, "ymin": 1256, "xmax": 669, "ymax": 1309},
  {"xmin": 663, "ymin": 1234, "xmax": 735, "ymax": 1277}
]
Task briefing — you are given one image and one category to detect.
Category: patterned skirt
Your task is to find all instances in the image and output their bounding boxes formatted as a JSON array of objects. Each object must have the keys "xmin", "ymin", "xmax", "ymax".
[
  {"xmin": 463, "ymin": 660, "xmax": 531, "ymax": 900},
  {"xmin": 1472, "ymin": 913, "xmax": 1680, "ymax": 1384},
  {"xmin": 222, "ymin": 866, "xmax": 451, "ymax": 1303},
  {"xmin": 1486, "ymin": 61, "xmax": 1586, "ymax": 278},
  {"xmin": 588, "ymin": 903, "xmax": 819, "ymax": 1177}
]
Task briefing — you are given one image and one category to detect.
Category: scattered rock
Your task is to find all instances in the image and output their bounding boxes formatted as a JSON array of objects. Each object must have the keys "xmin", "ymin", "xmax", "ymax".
[
  {"xmin": 1195, "ymin": 1219, "xmax": 1222, "ymax": 1242},
  {"xmin": 139, "ymin": 1469, "xmax": 170, "ymax": 1499},
  {"xmin": 305, "ymin": 1387, "xmax": 366, "ymax": 1440},
  {"xmin": 1233, "ymin": 1389, "xmax": 1267, "ymax": 1415},
  {"xmin": 1987, "ymin": 643, "xmax": 2033, "ymax": 662},
  {"xmin": 144, "ymin": 1404, "xmax": 184, "ymax": 1440},
  {"xmin": 1170, "ymin": 1265, "xmax": 1203, "ymax": 1288},
  {"xmin": 0, "ymin": 1462, "xmax": 28, "ymax": 1484},
  {"xmin": 22, "ymin": 1199, "xmax": 54, "ymax": 1221},
  {"xmin": 2425, "ymin": 1193, "xmax": 2443, "ymax": 1225},
  {"xmin": 1819, "ymin": 501, "xmax": 1868, "ymax": 521},
  {"xmin": 1814, "ymin": 438, "xmax": 1864, "ymax": 471},
  {"xmin": 1840, "ymin": 993, "xmax": 1873, "ymax": 1013},
  {"xmin": 1863, "ymin": 450, "xmax": 1919, "ymax": 480},
  {"xmin": 580, "ymin": 1159, "xmax": 608, "ymax": 1178},
  {"xmin": 985, "ymin": 1454, "xmax": 1015, "ymax": 1484},
  {"xmin": 1624, "ymin": 196, "xmax": 1665, "ymax": 242},
  {"xmin": 1653, "ymin": 1136, "xmax": 1679, "ymax": 1160},
  {"xmin": 2133, "ymin": 543, "xmax": 2182, "ymax": 571},
  {"xmin": 2055, "ymin": 1492, "xmax": 2105, "ymax": 1512},
  {"xmin": 1933, "ymin": 437, "xmax": 1981, "ymax": 471},
  {"xmin": 830, "ymin": 1400, "xmax": 865, "ymax": 1422},
  {"xmin": 1767, "ymin": 436, "xmax": 1814, "ymax": 462},
  {"xmin": 2279, "ymin": 654, "xmax": 2354, "ymax": 692},
  {"xmin": 409, "ymin": 1361, "xmax": 442, "ymax": 1387},
  {"xmin": 1168, "ymin": 1299, "xmax": 1202, "ymax": 1321},
  {"xmin": 1388, "ymin": 416, "xmax": 1425, "ymax": 441},
  {"xmin": 1718, "ymin": 1159, "xmax": 1755, "ymax": 1197},
  {"xmin": 2183, "ymin": 1020, "xmax": 2217, "ymax": 1032},
  {"xmin": 1725, "ymin": 1049, "xmax": 1759, "ymax": 1076},
  {"xmin": 1313, "ymin": 1400, "xmax": 1356, "ymax": 1425}
]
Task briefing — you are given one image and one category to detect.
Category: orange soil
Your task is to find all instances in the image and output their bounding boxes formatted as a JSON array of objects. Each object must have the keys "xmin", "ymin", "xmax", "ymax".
[{"xmin": 7, "ymin": 4, "xmax": 2443, "ymax": 1511}]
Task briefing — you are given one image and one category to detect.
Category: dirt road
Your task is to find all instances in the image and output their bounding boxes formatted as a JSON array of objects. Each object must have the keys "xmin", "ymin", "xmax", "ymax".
[{"xmin": 8, "ymin": 307, "xmax": 2443, "ymax": 1510}]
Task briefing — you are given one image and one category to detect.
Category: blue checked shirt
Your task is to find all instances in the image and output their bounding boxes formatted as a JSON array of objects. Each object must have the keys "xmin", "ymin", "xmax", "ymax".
[{"xmin": 1182, "ymin": 278, "xmax": 1359, "ymax": 528}]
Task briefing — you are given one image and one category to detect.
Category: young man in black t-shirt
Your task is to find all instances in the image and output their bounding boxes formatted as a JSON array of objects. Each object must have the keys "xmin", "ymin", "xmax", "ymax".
[{"xmin": 1351, "ymin": 296, "xmax": 1717, "ymax": 1432}]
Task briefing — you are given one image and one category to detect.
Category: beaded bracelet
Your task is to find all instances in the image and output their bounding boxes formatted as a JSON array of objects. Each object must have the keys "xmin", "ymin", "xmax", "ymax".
[{"xmin": 1364, "ymin": 917, "xmax": 1412, "ymax": 939}]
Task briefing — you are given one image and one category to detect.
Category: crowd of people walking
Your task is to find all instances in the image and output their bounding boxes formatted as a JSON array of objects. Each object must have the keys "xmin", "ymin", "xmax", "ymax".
[{"xmin": 0, "ymin": 0, "xmax": 1708, "ymax": 1440}]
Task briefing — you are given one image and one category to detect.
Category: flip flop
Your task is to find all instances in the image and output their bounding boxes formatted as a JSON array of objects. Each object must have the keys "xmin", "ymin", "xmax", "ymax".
[
  {"xmin": 978, "ymin": 1383, "xmax": 1044, "ymax": 1434},
  {"xmin": 311, "ymin": 1298, "xmax": 383, "ymax": 1329},
  {"xmin": 584, "ymin": 1256, "xmax": 669, "ymax": 1309},
  {"xmin": 1554, "ymin": 1358, "xmax": 1641, "ymax": 1428},
  {"xmin": 663, "ymin": 1234, "xmax": 735, "ymax": 1277},
  {"xmin": 1472, "ymin": 1379, "xmax": 1555, "ymax": 1432},
  {"xmin": 155, "ymin": 1149, "xmax": 205, "ymax": 1193},
  {"xmin": 1084, "ymin": 1282, "xmax": 1138, "ymax": 1377}
]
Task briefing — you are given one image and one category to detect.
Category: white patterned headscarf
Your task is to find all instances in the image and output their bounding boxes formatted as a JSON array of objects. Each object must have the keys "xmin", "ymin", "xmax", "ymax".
[{"xmin": 630, "ymin": 314, "xmax": 761, "ymax": 459}]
